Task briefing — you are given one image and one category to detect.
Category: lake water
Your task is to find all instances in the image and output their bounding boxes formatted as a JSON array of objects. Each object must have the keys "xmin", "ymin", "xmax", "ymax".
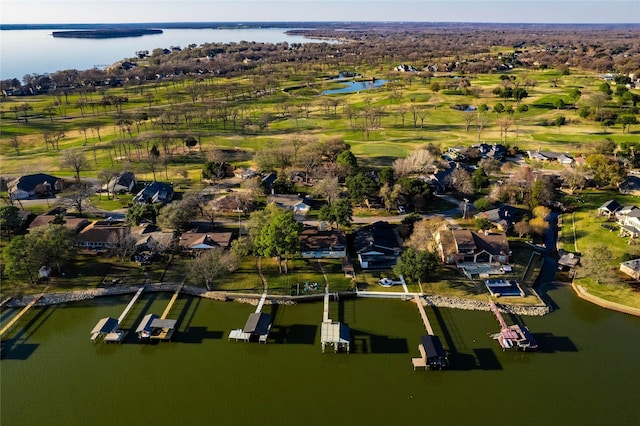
[
  {"xmin": 322, "ymin": 79, "xmax": 388, "ymax": 95},
  {"xmin": 0, "ymin": 28, "xmax": 316, "ymax": 80},
  {"xmin": 2, "ymin": 284, "xmax": 639, "ymax": 425}
]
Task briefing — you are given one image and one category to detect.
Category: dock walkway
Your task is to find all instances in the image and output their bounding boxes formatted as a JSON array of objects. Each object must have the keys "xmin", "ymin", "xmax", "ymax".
[
  {"xmin": 413, "ymin": 295, "xmax": 434, "ymax": 335},
  {"xmin": 118, "ymin": 287, "xmax": 144, "ymax": 324},
  {"xmin": 161, "ymin": 283, "xmax": 183, "ymax": 319},
  {"xmin": 255, "ymin": 292, "xmax": 267, "ymax": 314},
  {"xmin": 0, "ymin": 294, "xmax": 43, "ymax": 338}
]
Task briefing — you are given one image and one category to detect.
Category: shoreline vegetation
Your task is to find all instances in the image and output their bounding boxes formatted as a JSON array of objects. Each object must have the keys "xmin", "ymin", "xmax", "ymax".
[{"xmin": 52, "ymin": 29, "xmax": 163, "ymax": 39}]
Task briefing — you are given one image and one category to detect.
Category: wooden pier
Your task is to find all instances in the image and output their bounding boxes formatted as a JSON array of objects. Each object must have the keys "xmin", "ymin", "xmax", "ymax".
[
  {"xmin": 118, "ymin": 286, "xmax": 145, "ymax": 324},
  {"xmin": 0, "ymin": 294, "xmax": 43, "ymax": 338},
  {"xmin": 91, "ymin": 286, "xmax": 144, "ymax": 343},
  {"xmin": 413, "ymin": 295, "xmax": 434, "ymax": 335},
  {"xmin": 161, "ymin": 284, "xmax": 183, "ymax": 319},
  {"xmin": 255, "ymin": 292, "xmax": 267, "ymax": 314}
]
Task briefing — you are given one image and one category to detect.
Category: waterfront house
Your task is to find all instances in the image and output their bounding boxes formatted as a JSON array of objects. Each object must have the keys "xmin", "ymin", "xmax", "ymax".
[
  {"xmin": 76, "ymin": 221, "xmax": 129, "ymax": 250},
  {"xmin": 473, "ymin": 205, "xmax": 520, "ymax": 231},
  {"xmin": 619, "ymin": 208, "xmax": 640, "ymax": 238},
  {"xmin": 353, "ymin": 221, "xmax": 403, "ymax": 269},
  {"xmin": 299, "ymin": 226, "xmax": 347, "ymax": 259},
  {"xmin": 620, "ymin": 258, "xmax": 640, "ymax": 280},
  {"xmin": 436, "ymin": 229, "xmax": 510, "ymax": 264},
  {"xmin": 130, "ymin": 223, "xmax": 175, "ymax": 253},
  {"xmin": 619, "ymin": 176, "xmax": 640, "ymax": 196},
  {"xmin": 598, "ymin": 199, "xmax": 621, "ymax": 218},
  {"xmin": 8, "ymin": 173, "xmax": 63, "ymax": 200}
]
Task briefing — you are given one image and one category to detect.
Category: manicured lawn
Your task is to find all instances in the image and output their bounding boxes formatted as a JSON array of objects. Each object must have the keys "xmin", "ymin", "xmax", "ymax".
[{"xmin": 557, "ymin": 189, "xmax": 640, "ymax": 308}]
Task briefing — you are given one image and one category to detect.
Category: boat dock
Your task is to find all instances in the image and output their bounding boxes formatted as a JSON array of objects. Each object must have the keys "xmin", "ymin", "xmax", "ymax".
[
  {"xmin": 411, "ymin": 295, "xmax": 448, "ymax": 370},
  {"xmin": 320, "ymin": 285, "xmax": 350, "ymax": 353},
  {"xmin": 90, "ymin": 286, "xmax": 144, "ymax": 343},
  {"xmin": 489, "ymin": 300, "xmax": 538, "ymax": 351},
  {"xmin": 135, "ymin": 285, "xmax": 181, "ymax": 342},
  {"xmin": 0, "ymin": 294, "xmax": 43, "ymax": 339}
]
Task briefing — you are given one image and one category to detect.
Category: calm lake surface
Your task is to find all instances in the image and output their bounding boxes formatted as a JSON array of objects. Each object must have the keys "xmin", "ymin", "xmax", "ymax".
[
  {"xmin": 0, "ymin": 28, "xmax": 316, "ymax": 80},
  {"xmin": 322, "ymin": 79, "xmax": 388, "ymax": 95},
  {"xmin": 2, "ymin": 284, "xmax": 639, "ymax": 425}
]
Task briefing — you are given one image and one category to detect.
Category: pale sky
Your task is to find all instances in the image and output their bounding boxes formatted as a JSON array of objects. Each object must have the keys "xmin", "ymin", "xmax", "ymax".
[{"xmin": 1, "ymin": 0, "xmax": 638, "ymax": 25}]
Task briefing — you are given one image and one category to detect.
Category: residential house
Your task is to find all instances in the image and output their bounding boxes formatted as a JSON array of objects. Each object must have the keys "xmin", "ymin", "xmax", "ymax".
[
  {"xmin": 528, "ymin": 150, "xmax": 574, "ymax": 165},
  {"xmin": 394, "ymin": 64, "xmax": 417, "ymax": 72},
  {"xmin": 130, "ymin": 223, "xmax": 175, "ymax": 253},
  {"xmin": 436, "ymin": 229, "xmax": 510, "ymax": 264},
  {"xmin": 8, "ymin": 173, "xmax": 64, "ymax": 200},
  {"xmin": 473, "ymin": 205, "xmax": 520, "ymax": 231},
  {"xmin": 353, "ymin": 221, "xmax": 403, "ymax": 269},
  {"xmin": 29, "ymin": 212, "xmax": 89, "ymax": 233},
  {"xmin": 234, "ymin": 168, "xmax": 257, "ymax": 180},
  {"xmin": 105, "ymin": 171, "xmax": 136, "ymax": 194},
  {"xmin": 620, "ymin": 258, "xmax": 640, "ymax": 280},
  {"xmin": 615, "ymin": 205, "xmax": 639, "ymax": 223},
  {"xmin": 76, "ymin": 221, "xmax": 129, "ymax": 250},
  {"xmin": 619, "ymin": 176, "xmax": 640, "ymax": 196},
  {"xmin": 178, "ymin": 231, "xmax": 233, "ymax": 251},
  {"xmin": 133, "ymin": 181, "xmax": 174, "ymax": 204},
  {"xmin": 261, "ymin": 172, "xmax": 277, "ymax": 193},
  {"xmin": 597, "ymin": 200, "xmax": 621, "ymax": 218},
  {"xmin": 290, "ymin": 171, "xmax": 308, "ymax": 184},
  {"xmin": 299, "ymin": 226, "xmax": 347, "ymax": 259},
  {"xmin": 478, "ymin": 143, "xmax": 507, "ymax": 161},
  {"xmin": 618, "ymin": 208, "xmax": 640, "ymax": 238},
  {"xmin": 267, "ymin": 194, "xmax": 311, "ymax": 216}
]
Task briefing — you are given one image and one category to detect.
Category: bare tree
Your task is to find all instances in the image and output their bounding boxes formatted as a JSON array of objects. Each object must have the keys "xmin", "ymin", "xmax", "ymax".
[
  {"xmin": 61, "ymin": 182, "xmax": 95, "ymax": 216},
  {"xmin": 61, "ymin": 148, "xmax": 89, "ymax": 182}
]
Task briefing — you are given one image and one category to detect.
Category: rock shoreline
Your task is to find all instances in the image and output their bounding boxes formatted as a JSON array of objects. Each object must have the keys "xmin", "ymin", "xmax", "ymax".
[{"xmin": 3, "ymin": 284, "xmax": 549, "ymax": 315}]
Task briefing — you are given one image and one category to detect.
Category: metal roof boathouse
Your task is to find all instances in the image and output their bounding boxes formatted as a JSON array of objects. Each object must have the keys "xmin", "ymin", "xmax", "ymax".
[{"xmin": 135, "ymin": 313, "xmax": 177, "ymax": 341}]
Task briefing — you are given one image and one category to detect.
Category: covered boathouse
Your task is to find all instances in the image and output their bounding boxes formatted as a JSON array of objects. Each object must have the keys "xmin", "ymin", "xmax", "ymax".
[
  {"xmin": 135, "ymin": 313, "xmax": 177, "ymax": 341},
  {"xmin": 229, "ymin": 312, "xmax": 272, "ymax": 343},
  {"xmin": 412, "ymin": 335, "xmax": 448, "ymax": 370},
  {"xmin": 90, "ymin": 317, "xmax": 125, "ymax": 343}
]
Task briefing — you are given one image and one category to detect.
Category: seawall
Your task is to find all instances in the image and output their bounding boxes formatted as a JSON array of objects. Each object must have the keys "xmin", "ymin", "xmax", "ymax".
[{"xmin": 4, "ymin": 284, "xmax": 547, "ymax": 315}]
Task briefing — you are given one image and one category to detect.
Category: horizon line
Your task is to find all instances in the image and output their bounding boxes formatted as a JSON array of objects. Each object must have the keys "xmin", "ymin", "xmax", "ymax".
[{"xmin": 2, "ymin": 21, "xmax": 640, "ymax": 27}]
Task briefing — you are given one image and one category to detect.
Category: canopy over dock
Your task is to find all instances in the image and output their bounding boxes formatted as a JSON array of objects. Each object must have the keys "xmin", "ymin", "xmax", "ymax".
[
  {"xmin": 90, "ymin": 317, "xmax": 125, "ymax": 342},
  {"xmin": 136, "ymin": 313, "xmax": 177, "ymax": 341},
  {"xmin": 243, "ymin": 312, "xmax": 272, "ymax": 335},
  {"xmin": 321, "ymin": 321, "xmax": 350, "ymax": 353},
  {"xmin": 412, "ymin": 335, "xmax": 448, "ymax": 370}
]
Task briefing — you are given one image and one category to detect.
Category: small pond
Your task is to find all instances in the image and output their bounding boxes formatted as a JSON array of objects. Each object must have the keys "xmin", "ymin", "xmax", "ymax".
[{"xmin": 322, "ymin": 79, "xmax": 388, "ymax": 95}]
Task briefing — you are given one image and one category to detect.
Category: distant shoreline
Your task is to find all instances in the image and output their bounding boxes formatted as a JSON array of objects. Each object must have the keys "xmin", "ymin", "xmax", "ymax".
[
  {"xmin": 2, "ymin": 22, "xmax": 639, "ymax": 31},
  {"xmin": 52, "ymin": 28, "xmax": 163, "ymax": 39}
]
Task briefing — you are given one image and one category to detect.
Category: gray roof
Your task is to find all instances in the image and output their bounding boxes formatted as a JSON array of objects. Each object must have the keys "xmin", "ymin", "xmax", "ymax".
[
  {"xmin": 150, "ymin": 318, "xmax": 177, "ymax": 329},
  {"xmin": 91, "ymin": 317, "xmax": 119, "ymax": 334},
  {"xmin": 243, "ymin": 313, "xmax": 272, "ymax": 335},
  {"xmin": 136, "ymin": 313, "xmax": 158, "ymax": 333}
]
